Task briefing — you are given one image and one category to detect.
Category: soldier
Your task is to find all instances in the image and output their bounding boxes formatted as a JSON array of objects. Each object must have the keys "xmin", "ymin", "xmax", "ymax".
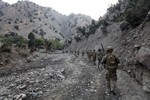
[
  {"xmin": 77, "ymin": 50, "xmax": 80, "ymax": 56},
  {"xmin": 70, "ymin": 49, "xmax": 72, "ymax": 53},
  {"xmin": 74, "ymin": 51, "xmax": 76, "ymax": 55},
  {"xmin": 97, "ymin": 48, "xmax": 103, "ymax": 70},
  {"xmin": 89, "ymin": 50, "xmax": 92, "ymax": 61},
  {"xmin": 87, "ymin": 50, "xmax": 90, "ymax": 60},
  {"xmin": 82, "ymin": 51, "xmax": 85, "ymax": 56},
  {"xmin": 101, "ymin": 46, "xmax": 120, "ymax": 95},
  {"xmin": 92, "ymin": 50, "xmax": 97, "ymax": 65},
  {"xmin": 86, "ymin": 50, "xmax": 90, "ymax": 59}
]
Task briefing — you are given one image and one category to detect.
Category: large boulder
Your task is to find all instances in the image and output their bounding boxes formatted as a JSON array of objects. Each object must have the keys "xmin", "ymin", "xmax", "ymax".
[
  {"xmin": 147, "ymin": 10, "xmax": 150, "ymax": 18},
  {"xmin": 136, "ymin": 47, "xmax": 150, "ymax": 70},
  {"xmin": 142, "ymin": 71, "xmax": 150, "ymax": 92}
]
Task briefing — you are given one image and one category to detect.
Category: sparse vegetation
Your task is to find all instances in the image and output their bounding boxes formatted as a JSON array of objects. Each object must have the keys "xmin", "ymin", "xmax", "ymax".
[
  {"xmin": 77, "ymin": 19, "xmax": 108, "ymax": 37},
  {"xmin": 39, "ymin": 29, "xmax": 46, "ymax": 38},
  {"xmin": 74, "ymin": 36, "xmax": 81, "ymax": 42},
  {"xmin": 0, "ymin": 33, "xmax": 28, "ymax": 52},
  {"xmin": 14, "ymin": 25, "xmax": 19, "ymax": 30},
  {"xmin": 107, "ymin": 0, "xmax": 150, "ymax": 28},
  {"xmin": 124, "ymin": 0, "xmax": 150, "ymax": 28},
  {"xmin": 34, "ymin": 38, "xmax": 45, "ymax": 48},
  {"xmin": 28, "ymin": 32, "xmax": 35, "ymax": 48}
]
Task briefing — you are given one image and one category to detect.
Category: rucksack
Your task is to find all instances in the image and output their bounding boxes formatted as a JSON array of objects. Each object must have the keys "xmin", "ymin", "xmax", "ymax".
[
  {"xmin": 106, "ymin": 54, "xmax": 117, "ymax": 66},
  {"xmin": 97, "ymin": 52, "xmax": 103, "ymax": 60}
]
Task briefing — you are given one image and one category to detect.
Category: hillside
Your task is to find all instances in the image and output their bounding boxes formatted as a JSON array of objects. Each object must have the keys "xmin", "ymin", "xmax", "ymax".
[
  {"xmin": 67, "ymin": 0, "xmax": 150, "ymax": 96},
  {"xmin": 0, "ymin": 0, "xmax": 150, "ymax": 100},
  {"xmin": 0, "ymin": 0, "xmax": 92, "ymax": 40}
]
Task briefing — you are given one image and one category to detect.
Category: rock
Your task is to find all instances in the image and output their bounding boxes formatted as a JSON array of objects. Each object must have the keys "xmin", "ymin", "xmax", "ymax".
[
  {"xmin": 147, "ymin": 10, "xmax": 150, "ymax": 18},
  {"xmin": 0, "ymin": 61, "xmax": 4, "ymax": 66},
  {"xmin": 127, "ymin": 70, "xmax": 131, "ymax": 73},
  {"xmin": 3, "ymin": 98, "xmax": 12, "ymax": 100},
  {"xmin": 29, "ymin": 92, "xmax": 38, "ymax": 98},
  {"xmin": 9, "ymin": 84, "xmax": 16, "ymax": 88},
  {"xmin": 142, "ymin": 71, "xmax": 150, "ymax": 92},
  {"xmin": 136, "ymin": 47, "xmax": 150, "ymax": 70},
  {"xmin": 17, "ymin": 84, "xmax": 27, "ymax": 90},
  {"xmin": 0, "ymin": 97, "xmax": 4, "ymax": 100},
  {"xmin": 133, "ymin": 35, "xmax": 138, "ymax": 39},
  {"xmin": 143, "ymin": 86, "xmax": 150, "ymax": 92},
  {"xmin": 105, "ymin": 94, "xmax": 119, "ymax": 100},
  {"xmin": 134, "ymin": 44, "xmax": 141, "ymax": 50},
  {"xmin": 38, "ymin": 91, "xmax": 43, "ymax": 95},
  {"xmin": 26, "ymin": 57, "xmax": 31, "ymax": 62},
  {"xmin": 14, "ymin": 93, "xmax": 27, "ymax": 100},
  {"xmin": 57, "ymin": 73, "xmax": 65, "ymax": 79}
]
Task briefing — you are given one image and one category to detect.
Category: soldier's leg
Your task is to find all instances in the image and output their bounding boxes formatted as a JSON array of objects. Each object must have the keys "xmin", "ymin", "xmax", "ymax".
[
  {"xmin": 111, "ymin": 80, "xmax": 116, "ymax": 91},
  {"xmin": 106, "ymin": 71, "xmax": 111, "ymax": 93},
  {"xmin": 94, "ymin": 59, "xmax": 96, "ymax": 65},
  {"xmin": 107, "ymin": 80, "xmax": 111, "ymax": 92},
  {"xmin": 110, "ymin": 70, "xmax": 117, "ymax": 94},
  {"xmin": 97, "ymin": 60, "xmax": 100, "ymax": 69}
]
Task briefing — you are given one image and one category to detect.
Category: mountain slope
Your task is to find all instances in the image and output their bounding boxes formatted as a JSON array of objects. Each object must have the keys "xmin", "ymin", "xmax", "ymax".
[
  {"xmin": 0, "ymin": 0, "xmax": 92, "ymax": 40},
  {"xmin": 67, "ymin": 0, "xmax": 150, "ymax": 95}
]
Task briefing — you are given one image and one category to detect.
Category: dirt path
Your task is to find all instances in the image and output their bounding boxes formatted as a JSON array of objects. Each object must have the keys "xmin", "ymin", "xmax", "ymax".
[{"xmin": 0, "ymin": 52, "xmax": 149, "ymax": 100}]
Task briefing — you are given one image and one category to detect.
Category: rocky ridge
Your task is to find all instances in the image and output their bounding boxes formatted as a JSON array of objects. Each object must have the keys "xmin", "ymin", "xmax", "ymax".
[
  {"xmin": 0, "ymin": 0, "xmax": 92, "ymax": 40},
  {"xmin": 67, "ymin": 0, "xmax": 150, "ymax": 95}
]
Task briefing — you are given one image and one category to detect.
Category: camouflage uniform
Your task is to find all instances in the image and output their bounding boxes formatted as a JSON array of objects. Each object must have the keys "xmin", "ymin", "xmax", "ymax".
[
  {"xmin": 77, "ymin": 50, "xmax": 80, "ymax": 56},
  {"xmin": 89, "ymin": 50, "xmax": 92, "ymax": 61},
  {"xmin": 86, "ymin": 50, "xmax": 90, "ymax": 59},
  {"xmin": 101, "ymin": 46, "xmax": 120, "ymax": 93},
  {"xmin": 97, "ymin": 49, "xmax": 103, "ymax": 69},
  {"xmin": 74, "ymin": 51, "xmax": 76, "ymax": 55},
  {"xmin": 92, "ymin": 50, "xmax": 97, "ymax": 65},
  {"xmin": 87, "ymin": 50, "xmax": 90, "ymax": 60},
  {"xmin": 82, "ymin": 51, "xmax": 84, "ymax": 56}
]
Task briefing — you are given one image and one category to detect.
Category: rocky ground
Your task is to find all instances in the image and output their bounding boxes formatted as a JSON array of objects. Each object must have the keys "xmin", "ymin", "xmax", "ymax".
[{"xmin": 0, "ymin": 51, "xmax": 149, "ymax": 100}]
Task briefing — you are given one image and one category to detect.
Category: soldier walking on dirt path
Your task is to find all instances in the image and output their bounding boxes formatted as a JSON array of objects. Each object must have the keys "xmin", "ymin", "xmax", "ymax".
[
  {"xmin": 97, "ymin": 48, "xmax": 103, "ymax": 70},
  {"xmin": 89, "ymin": 50, "xmax": 92, "ymax": 61},
  {"xmin": 101, "ymin": 46, "xmax": 120, "ymax": 95},
  {"xmin": 82, "ymin": 51, "xmax": 84, "ymax": 57},
  {"xmin": 77, "ymin": 50, "xmax": 80, "ymax": 56},
  {"xmin": 92, "ymin": 50, "xmax": 97, "ymax": 65}
]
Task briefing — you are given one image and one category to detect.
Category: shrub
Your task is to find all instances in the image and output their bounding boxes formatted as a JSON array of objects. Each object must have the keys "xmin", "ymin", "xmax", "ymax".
[
  {"xmin": 16, "ymin": 36, "xmax": 28, "ymax": 47},
  {"xmin": 46, "ymin": 39, "xmax": 64, "ymax": 50},
  {"xmin": 14, "ymin": 25, "xmax": 19, "ymax": 30},
  {"xmin": 124, "ymin": 0, "xmax": 150, "ymax": 27},
  {"xmin": 34, "ymin": 38, "xmax": 45, "ymax": 47},
  {"xmin": 1, "ymin": 44, "xmax": 11, "ymax": 52},
  {"xmin": 74, "ymin": 36, "xmax": 81, "ymax": 42},
  {"xmin": 28, "ymin": 32, "xmax": 35, "ymax": 40},
  {"xmin": 28, "ymin": 40, "xmax": 35, "ymax": 48}
]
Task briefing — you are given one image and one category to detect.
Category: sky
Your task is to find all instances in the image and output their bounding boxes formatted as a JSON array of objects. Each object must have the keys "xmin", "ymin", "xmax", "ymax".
[{"xmin": 3, "ymin": 0, "xmax": 118, "ymax": 20}]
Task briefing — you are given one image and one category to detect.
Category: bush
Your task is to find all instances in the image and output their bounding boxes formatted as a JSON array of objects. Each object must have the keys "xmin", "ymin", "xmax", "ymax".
[
  {"xmin": 74, "ymin": 36, "xmax": 81, "ymax": 42},
  {"xmin": 1, "ymin": 33, "xmax": 28, "ymax": 49},
  {"xmin": 34, "ymin": 38, "xmax": 45, "ymax": 47},
  {"xmin": 124, "ymin": 0, "xmax": 150, "ymax": 27},
  {"xmin": 16, "ymin": 36, "xmax": 28, "ymax": 47},
  {"xmin": 28, "ymin": 40, "xmax": 35, "ymax": 48},
  {"xmin": 1, "ymin": 44, "xmax": 11, "ymax": 52},
  {"xmin": 47, "ymin": 39, "xmax": 64, "ymax": 50},
  {"xmin": 28, "ymin": 32, "xmax": 35, "ymax": 40},
  {"xmin": 14, "ymin": 25, "xmax": 19, "ymax": 30}
]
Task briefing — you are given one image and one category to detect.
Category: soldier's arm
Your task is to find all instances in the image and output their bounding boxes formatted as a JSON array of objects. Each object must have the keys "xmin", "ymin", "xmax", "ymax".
[
  {"xmin": 101, "ymin": 56, "xmax": 107, "ymax": 64},
  {"xmin": 115, "ymin": 56, "xmax": 120, "ymax": 64}
]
